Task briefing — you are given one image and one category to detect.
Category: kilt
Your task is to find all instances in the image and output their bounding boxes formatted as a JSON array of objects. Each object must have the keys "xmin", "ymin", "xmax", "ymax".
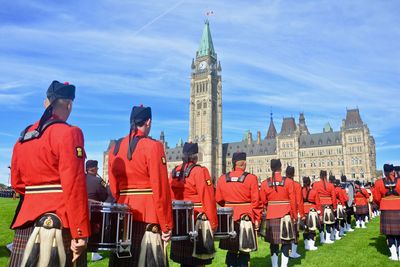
[
  {"xmin": 108, "ymin": 221, "xmax": 148, "ymax": 267},
  {"xmin": 355, "ymin": 205, "xmax": 369, "ymax": 215},
  {"xmin": 219, "ymin": 222, "xmax": 240, "ymax": 251},
  {"xmin": 264, "ymin": 218, "xmax": 292, "ymax": 245},
  {"xmin": 8, "ymin": 224, "xmax": 87, "ymax": 267},
  {"xmin": 380, "ymin": 210, "xmax": 400, "ymax": 236},
  {"xmin": 371, "ymin": 202, "xmax": 379, "ymax": 211},
  {"xmin": 170, "ymin": 239, "xmax": 213, "ymax": 266}
]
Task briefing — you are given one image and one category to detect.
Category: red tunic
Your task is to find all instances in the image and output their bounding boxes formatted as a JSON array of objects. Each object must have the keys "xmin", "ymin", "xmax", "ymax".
[
  {"xmin": 11, "ymin": 120, "xmax": 90, "ymax": 239},
  {"xmin": 108, "ymin": 130, "xmax": 173, "ymax": 233},
  {"xmin": 169, "ymin": 163, "xmax": 218, "ymax": 230},
  {"xmin": 292, "ymin": 180, "xmax": 305, "ymax": 218},
  {"xmin": 313, "ymin": 179, "xmax": 337, "ymax": 209},
  {"xmin": 302, "ymin": 186, "xmax": 322, "ymax": 214},
  {"xmin": 215, "ymin": 167, "xmax": 262, "ymax": 223},
  {"xmin": 373, "ymin": 176, "xmax": 400, "ymax": 211},
  {"xmin": 354, "ymin": 186, "xmax": 369, "ymax": 206},
  {"xmin": 334, "ymin": 186, "xmax": 347, "ymax": 206},
  {"xmin": 260, "ymin": 172, "xmax": 297, "ymax": 220}
]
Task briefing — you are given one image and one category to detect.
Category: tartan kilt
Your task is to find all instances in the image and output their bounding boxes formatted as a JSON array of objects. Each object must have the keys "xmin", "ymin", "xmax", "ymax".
[
  {"xmin": 219, "ymin": 221, "xmax": 240, "ymax": 251},
  {"xmin": 264, "ymin": 218, "xmax": 292, "ymax": 245},
  {"xmin": 170, "ymin": 239, "xmax": 213, "ymax": 266},
  {"xmin": 380, "ymin": 210, "xmax": 400, "ymax": 236},
  {"xmin": 355, "ymin": 205, "xmax": 369, "ymax": 215},
  {"xmin": 371, "ymin": 202, "xmax": 379, "ymax": 211},
  {"xmin": 8, "ymin": 224, "xmax": 87, "ymax": 267},
  {"xmin": 108, "ymin": 221, "xmax": 147, "ymax": 267}
]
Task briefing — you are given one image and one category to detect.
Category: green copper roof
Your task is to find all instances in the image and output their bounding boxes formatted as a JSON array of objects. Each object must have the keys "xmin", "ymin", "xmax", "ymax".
[
  {"xmin": 197, "ymin": 20, "xmax": 216, "ymax": 58},
  {"xmin": 323, "ymin": 122, "xmax": 333, "ymax": 133}
]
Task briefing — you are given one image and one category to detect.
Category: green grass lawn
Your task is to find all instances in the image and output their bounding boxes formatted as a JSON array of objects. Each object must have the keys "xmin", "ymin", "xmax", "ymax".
[{"xmin": 0, "ymin": 197, "xmax": 398, "ymax": 266}]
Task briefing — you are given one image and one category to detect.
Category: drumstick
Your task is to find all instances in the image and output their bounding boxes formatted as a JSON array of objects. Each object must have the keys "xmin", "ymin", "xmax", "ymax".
[{"xmin": 163, "ymin": 241, "xmax": 169, "ymax": 267}]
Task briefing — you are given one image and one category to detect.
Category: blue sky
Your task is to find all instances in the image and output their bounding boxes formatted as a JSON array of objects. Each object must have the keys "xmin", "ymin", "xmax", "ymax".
[{"xmin": 1, "ymin": 0, "xmax": 399, "ymax": 185}]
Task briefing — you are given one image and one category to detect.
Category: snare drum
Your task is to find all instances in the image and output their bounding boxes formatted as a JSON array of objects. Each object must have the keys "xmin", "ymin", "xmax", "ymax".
[
  {"xmin": 87, "ymin": 201, "xmax": 132, "ymax": 257},
  {"xmin": 215, "ymin": 207, "xmax": 235, "ymax": 239},
  {"xmin": 171, "ymin": 200, "xmax": 195, "ymax": 241}
]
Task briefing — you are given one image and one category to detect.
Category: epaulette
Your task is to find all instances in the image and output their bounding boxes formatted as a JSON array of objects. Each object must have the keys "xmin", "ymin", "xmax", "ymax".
[{"xmin": 225, "ymin": 172, "xmax": 249, "ymax": 183}]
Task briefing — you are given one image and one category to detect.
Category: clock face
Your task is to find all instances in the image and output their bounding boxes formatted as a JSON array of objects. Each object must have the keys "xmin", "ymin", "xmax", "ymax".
[{"xmin": 199, "ymin": 61, "xmax": 208, "ymax": 70}]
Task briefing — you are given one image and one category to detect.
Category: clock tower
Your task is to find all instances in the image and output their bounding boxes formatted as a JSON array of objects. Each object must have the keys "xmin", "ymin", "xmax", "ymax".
[{"xmin": 189, "ymin": 20, "xmax": 222, "ymax": 181}]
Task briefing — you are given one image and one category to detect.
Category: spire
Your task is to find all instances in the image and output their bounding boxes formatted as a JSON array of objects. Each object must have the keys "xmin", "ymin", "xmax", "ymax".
[
  {"xmin": 266, "ymin": 112, "xmax": 277, "ymax": 139},
  {"xmin": 197, "ymin": 20, "xmax": 216, "ymax": 59},
  {"xmin": 177, "ymin": 138, "xmax": 184, "ymax": 147},
  {"xmin": 298, "ymin": 112, "xmax": 310, "ymax": 135}
]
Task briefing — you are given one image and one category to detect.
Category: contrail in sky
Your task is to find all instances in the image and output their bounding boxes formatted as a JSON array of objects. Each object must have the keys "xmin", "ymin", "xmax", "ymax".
[{"xmin": 133, "ymin": 0, "xmax": 187, "ymax": 36}]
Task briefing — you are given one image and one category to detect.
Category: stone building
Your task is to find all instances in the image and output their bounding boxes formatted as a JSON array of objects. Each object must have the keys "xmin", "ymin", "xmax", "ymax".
[{"xmin": 104, "ymin": 21, "xmax": 376, "ymax": 183}]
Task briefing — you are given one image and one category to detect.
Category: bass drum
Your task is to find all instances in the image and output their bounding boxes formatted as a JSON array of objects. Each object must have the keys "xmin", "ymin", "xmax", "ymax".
[{"xmin": 346, "ymin": 182, "xmax": 355, "ymax": 207}]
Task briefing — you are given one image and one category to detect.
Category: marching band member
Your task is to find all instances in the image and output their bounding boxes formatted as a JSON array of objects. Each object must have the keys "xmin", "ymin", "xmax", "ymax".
[
  {"xmin": 285, "ymin": 166, "xmax": 305, "ymax": 258},
  {"xmin": 329, "ymin": 176, "xmax": 347, "ymax": 240},
  {"xmin": 108, "ymin": 105, "xmax": 173, "ymax": 267},
  {"xmin": 334, "ymin": 179, "xmax": 348, "ymax": 238},
  {"xmin": 9, "ymin": 81, "xmax": 90, "ymax": 267},
  {"xmin": 302, "ymin": 176, "xmax": 322, "ymax": 251},
  {"xmin": 85, "ymin": 159, "xmax": 108, "ymax": 262},
  {"xmin": 313, "ymin": 170, "xmax": 337, "ymax": 244},
  {"xmin": 169, "ymin": 142, "xmax": 218, "ymax": 267},
  {"xmin": 354, "ymin": 180, "xmax": 369, "ymax": 229},
  {"xmin": 260, "ymin": 159, "xmax": 297, "ymax": 267},
  {"xmin": 374, "ymin": 164, "xmax": 400, "ymax": 261},
  {"xmin": 216, "ymin": 152, "xmax": 261, "ymax": 267}
]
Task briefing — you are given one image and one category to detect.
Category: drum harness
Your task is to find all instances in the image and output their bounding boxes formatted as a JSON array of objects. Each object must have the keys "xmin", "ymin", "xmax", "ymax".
[
  {"xmin": 171, "ymin": 163, "xmax": 200, "ymax": 180},
  {"xmin": 384, "ymin": 177, "xmax": 400, "ymax": 197}
]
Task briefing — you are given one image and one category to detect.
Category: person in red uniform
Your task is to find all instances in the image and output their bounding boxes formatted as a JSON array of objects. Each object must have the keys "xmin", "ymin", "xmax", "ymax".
[
  {"xmin": 260, "ymin": 159, "xmax": 296, "ymax": 267},
  {"xmin": 9, "ymin": 80, "xmax": 90, "ymax": 267},
  {"xmin": 284, "ymin": 166, "xmax": 304, "ymax": 259},
  {"xmin": 169, "ymin": 142, "xmax": 218, "ymax": 267},
  {"xmin": 312, "ymin": 170, "xmax": 337, "ymax": 244},
  {"xmin": 216, "ymin": 152, "xmax": 261, "ymax": 267},
  {"xmin": 369, "ymin": 182, "xmax": 379, "ymax": 218},
  {"xmin": 334, "ymin": 179, "xmax": 349, "ymax": 238},
  {"xmin": 329, "ymin": 176, "xmax": 347, "ymax": 241},
  {"xmin": 354, "ymin": 180, "xmax": 369, "ymax": 229},
  {"xmin": 107, "ymin": 105, "xmax": 173, "ymax": 267},
  {"xmin": 374, "ymin": 164, "xmax": 400, "ymax": 261},
  {"xmin": 302, "ymin": 176, "xmax": 321, "ymax": 251}
]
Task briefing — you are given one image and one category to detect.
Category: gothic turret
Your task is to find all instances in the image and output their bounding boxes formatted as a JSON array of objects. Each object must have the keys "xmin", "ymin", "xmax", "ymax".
[
  {"xmin": 298, "ymin": 113, "xmax": 310, "ymax": 135},
  {"xmin": 266, "ymin": 113, "xmax": 277, "ymax": 139}
]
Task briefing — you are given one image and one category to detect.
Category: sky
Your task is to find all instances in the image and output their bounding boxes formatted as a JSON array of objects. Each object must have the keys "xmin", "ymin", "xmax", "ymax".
[{"xmin": 0, "ymin": 0, "xmax": 399, "ymax": 185}]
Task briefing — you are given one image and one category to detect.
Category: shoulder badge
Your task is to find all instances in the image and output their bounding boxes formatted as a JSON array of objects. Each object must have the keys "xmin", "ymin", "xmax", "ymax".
[
  {"xmin": 161, "ymin": 156, "xmax": 166, "ymax": 165},
  {"xmin": 206, "ymin": 179, "xmax": 212, "ymax": 186},
  {"xmin": 75, "ymin": 147, "xmax": 83, "ymax": 158}
]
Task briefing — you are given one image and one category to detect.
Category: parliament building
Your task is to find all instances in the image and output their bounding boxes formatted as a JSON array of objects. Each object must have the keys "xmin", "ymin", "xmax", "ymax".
[{"xmin": 104, "ymin": 21, "xmax": 377, "ymax": 183}]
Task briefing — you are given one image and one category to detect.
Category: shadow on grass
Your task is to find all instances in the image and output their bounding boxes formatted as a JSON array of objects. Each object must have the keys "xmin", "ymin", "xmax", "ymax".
[
  {"xmin": 0, "ymin": 246, "xmax": 11, "ymax": 263},
  {"xmin": 369, "ymin": 235, "xmax": 388, "ymax": 257}
]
